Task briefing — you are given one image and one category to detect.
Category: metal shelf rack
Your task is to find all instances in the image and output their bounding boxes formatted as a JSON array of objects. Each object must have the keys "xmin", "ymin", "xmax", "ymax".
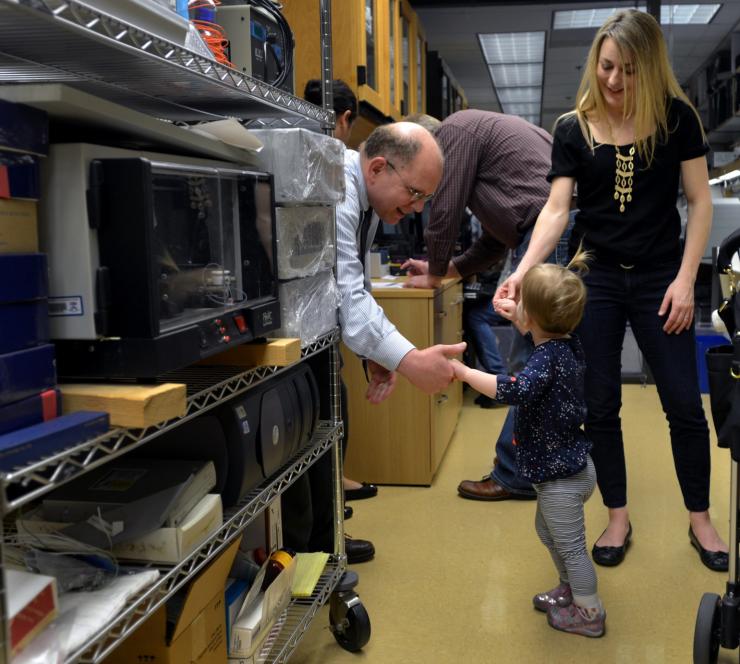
[
  {"xmin": 50, "ymin": 423, "xmax": 344, "ymax": 663},
  {"xmin": 0, "ymin": 0, "xmax": 334, "ymax": 124},
  {"xmin": 0, "ymin": 329, "xmax": 340, "ymax": 514},
  {"xmin": 0, "ymin": 1, "xmax": 353, "ymax": 662}
]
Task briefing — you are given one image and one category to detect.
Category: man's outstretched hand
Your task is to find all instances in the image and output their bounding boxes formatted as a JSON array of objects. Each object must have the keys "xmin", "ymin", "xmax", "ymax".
[{"xmin": 397, "ymin": 342, "xmax": 467, "ymax": 394}]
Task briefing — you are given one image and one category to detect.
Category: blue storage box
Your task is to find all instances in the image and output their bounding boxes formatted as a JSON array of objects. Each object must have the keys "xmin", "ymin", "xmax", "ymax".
[
  {"xmin": 0, "ymin": 410, "xmax": 109, "ymax": 472},
  {"xmin": 0, "ymin": 99, "xmax": 48, "ymax": 158},
  {"xmin": 0, "ymin": 300, "xmax": 49, "ymax": 354},
  {"xmin": 0, "ymin": 388, "xmax": 60, "ymax": 436},
  {"xmin": 0, "ymin": 160, "xmax": 40, "ymax": 200},
  {"xmin": 696, "ymin": 332, "xmax": 729, "ymax": 394},
  {"xmin": 0, "ymin": 253, "xmax": 48, "ymax": 302},
  {"xmin": 0, "ymin": 344, "xmax": 56, "ymax": 406},
  {"xmin": 0, "ymin": 253, "xmax": 49, "ymax": 353}
]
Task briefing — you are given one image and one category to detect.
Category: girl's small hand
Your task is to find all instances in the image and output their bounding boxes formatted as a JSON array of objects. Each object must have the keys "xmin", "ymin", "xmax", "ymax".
[
  {"xmin": 494, "ymin": 297, "xmax": 518, "ymax": 321},
  {"xmin": 449, "ymin": 358, "xmax": 469, "ymax": 382}
]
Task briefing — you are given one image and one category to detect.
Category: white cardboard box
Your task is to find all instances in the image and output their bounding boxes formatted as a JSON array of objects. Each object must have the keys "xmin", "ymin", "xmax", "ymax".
[
  {"xmin": 6, "ymin": 568, "xmax": 58, "ymax": 656},
  {"xmin": 17, "ymin": 494, "xmax": 222, "ymax": 564},
  {"xmin": 229, "ymin": 555, "xmax": 296, "ymax": 658}
]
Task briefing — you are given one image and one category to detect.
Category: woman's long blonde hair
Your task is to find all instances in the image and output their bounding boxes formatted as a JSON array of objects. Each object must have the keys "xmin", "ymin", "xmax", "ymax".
[{"xmin": 568, "ymin": 9, "xmax": 703, "ymax": 166}]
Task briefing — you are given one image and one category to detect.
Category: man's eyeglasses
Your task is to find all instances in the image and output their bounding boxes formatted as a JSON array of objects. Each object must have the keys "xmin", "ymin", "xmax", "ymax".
[{"xmin": 385, "ymin": 159, "xmax": 434, "ymax": 203}]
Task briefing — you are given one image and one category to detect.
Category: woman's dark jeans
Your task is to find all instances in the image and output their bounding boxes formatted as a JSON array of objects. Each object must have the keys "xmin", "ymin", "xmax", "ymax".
[{"xmin": 577, "ymin": 260, "xmax": 711, "ymax": 512}]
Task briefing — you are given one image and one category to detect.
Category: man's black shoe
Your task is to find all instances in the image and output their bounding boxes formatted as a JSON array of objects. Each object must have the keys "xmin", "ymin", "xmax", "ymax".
[
  {"xmin": 344, "ymin": 505, "xmax": 353, "ymax": 520},
  {"xmin": 345, "ymin": 535, "xmax": 375, "ymax": 564}
]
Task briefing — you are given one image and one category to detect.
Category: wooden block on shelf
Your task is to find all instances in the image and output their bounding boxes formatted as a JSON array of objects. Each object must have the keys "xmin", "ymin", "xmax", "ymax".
[
  {"xmin": 59, "ymin": 383, "xmax": 186, "ymax": 429},
  {"xmin": 196, "ymin": 338, "xmax": 301, "ymax": 368}
]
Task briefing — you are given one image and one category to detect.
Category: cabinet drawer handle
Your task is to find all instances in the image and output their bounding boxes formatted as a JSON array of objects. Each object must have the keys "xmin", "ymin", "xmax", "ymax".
[{"xmin": 436, "ymin": 394, "xmax": 449, "ymax": 405}]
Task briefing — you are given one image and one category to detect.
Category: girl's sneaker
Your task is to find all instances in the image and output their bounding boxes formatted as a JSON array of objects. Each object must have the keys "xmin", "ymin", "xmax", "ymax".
[
  {"xmin": 547, "ymin": 603, "xmax": 606, "ymax": 638},
  {"xmin": 532, "ymin": 583, "xmax": 572, "ymax": 612}
]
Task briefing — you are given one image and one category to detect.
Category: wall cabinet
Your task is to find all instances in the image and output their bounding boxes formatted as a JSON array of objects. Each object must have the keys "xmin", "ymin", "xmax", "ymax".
[
  {"xmin": 342, "ymin": 278, "xmax": 463, "ymax": 485},
  {"xmin": 284, "ymin": 0, "xmax": 428, "ymax": 144},
  {"xmin": 426, "ymin": 50, "xmax": 468, "ymax": 120}
]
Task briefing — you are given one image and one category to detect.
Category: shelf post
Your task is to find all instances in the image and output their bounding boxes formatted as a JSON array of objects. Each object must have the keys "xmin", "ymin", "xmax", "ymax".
[
  {"xmin": 320, "ymin": 0, "xmax": 334, "ymax": 132},
  {"xmin": 0, "ymin": 518, "xmax": 7, "ymax": 664}
]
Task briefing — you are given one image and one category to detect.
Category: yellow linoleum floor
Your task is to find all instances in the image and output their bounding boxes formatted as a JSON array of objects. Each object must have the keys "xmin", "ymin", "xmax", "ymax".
[{"xmin": 291, "ymin": 384, "xmax": 734, "ymax": 664}]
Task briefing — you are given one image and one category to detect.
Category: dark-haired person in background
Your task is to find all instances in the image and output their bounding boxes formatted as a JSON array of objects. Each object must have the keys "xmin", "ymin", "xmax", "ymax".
[{"xmin": 304, "ymin": 78, "xmax": 357, "ymax": 146}]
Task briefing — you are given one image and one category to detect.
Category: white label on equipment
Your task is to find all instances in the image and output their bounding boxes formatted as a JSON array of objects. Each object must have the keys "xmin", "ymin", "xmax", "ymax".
[{"xmin": 49, "ymin": 296, "xmax": 84, "ymax": 317}]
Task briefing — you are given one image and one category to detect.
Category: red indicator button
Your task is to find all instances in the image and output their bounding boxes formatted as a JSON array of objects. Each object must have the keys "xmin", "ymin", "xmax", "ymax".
[{"xmin": 233, "ymin": 314, "xmax": 248, "ymax": 334}]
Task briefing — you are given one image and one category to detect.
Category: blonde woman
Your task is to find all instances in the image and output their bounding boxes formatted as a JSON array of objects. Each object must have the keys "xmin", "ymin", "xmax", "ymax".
[
  {"xmin": 452, "ymin": 250, "xmax": 605, "ymax": 637},
  {"xmin": 497, "ymin": 9, "xmax": 727, "ymax": 571}
]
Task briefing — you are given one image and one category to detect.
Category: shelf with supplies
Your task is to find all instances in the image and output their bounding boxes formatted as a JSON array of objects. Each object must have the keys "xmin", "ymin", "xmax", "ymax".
[
  {"xmin": 0, "ymin": 0, "xmax": 334, "ymax": 125},
  {"xmin": 0, "ymin": 1, "xmax": 372, "ymax": 660},
  {"xmin": 0, "ymin": 330, "xmax": 340, "ymax": 515},
  {"xmin": 4, "ymin": 421, "xmax": 344, "ymax": 663}
]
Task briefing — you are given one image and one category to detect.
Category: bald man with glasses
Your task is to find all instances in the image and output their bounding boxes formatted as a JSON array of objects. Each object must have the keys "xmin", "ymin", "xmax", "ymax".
[
  {"xmin": 297, "ymin": 123, "xmax": 466, "ymax": 565},
  {"xmin": 337, "ymin": 121, "xmax": 465, "ymax": 399}
]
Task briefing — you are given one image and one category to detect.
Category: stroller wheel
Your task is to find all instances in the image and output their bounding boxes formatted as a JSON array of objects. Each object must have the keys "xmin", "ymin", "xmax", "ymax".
[{"xmin": 694, "ymin": 592, "xmax": 721, "ymax": 664}]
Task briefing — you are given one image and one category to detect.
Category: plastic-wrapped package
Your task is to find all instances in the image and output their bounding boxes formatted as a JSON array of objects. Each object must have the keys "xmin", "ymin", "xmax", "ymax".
[
  {"xmin": 12, "ymin": 570, "xmax": 159, "ymax": 663},
  {"xmin": 249, "ymin": 129, "xmax": 345, "ymax": 205},
  {"xmin": 24, "ymin": 549, "xmax": 113, "ymax": 593},
  {"xmin": 274, "ymin": 271, "xmax": 339, "ymax": 346},
  {"xmin": 275, "ymin": 206, "xmax": 335, "ymax": 280}
]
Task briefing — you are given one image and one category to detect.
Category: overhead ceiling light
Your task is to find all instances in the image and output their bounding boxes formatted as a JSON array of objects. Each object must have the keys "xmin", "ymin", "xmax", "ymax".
[
  {"xmin": 478, "ymin": 30, "xmax": 545, "ymax": 126},
  {"xmin": 661, "ymin": 4, "xmax": 720, "ymax": 24},
  {"xmin": 553, "ymin": 8, "xmax": 623, "ymax": 29},
  {"xmin": 478, "ymin": 32, "xmax": 545, "ymax": 64},
  {"xmin": 501, "ymin": 102, "xmax": 541, "ymax": 115},
  {"xmin": 490, "ymin": 63, "xmax": 543, "ymax": 87},
  {"xmin": 497, "ymin": 87, "xmax": 541, "ymax": 103},
  {"xmin": 553, "ymin": 4, "xmax": 721, "ymax": 29}
]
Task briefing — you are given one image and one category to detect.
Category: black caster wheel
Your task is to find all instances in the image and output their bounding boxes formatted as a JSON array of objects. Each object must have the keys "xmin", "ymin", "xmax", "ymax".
[
  {"xmin": 329, "ymin": 591, "xmax": 371, "ymax": 653},
  {"xmin": 694, "ymin": 592, "xmax": 721, "ymax": 664}
]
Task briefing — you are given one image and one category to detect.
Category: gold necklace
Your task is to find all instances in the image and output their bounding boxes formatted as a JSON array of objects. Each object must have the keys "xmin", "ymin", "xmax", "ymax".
[{"xmin": 606, "ymin": 119, "xmax": 635, "ymax": 214}]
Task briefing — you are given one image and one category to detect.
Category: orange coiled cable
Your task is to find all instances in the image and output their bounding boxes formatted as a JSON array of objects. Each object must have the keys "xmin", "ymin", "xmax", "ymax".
[{"xmin": 189, "ymin": 0, "xmax": 233, "ymax": 67}]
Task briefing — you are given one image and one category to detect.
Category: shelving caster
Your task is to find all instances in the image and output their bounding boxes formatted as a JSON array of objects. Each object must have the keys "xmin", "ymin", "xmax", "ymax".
[{"xmin": 329, "ymin": 571, "xmax": 371, "ymax": 652}]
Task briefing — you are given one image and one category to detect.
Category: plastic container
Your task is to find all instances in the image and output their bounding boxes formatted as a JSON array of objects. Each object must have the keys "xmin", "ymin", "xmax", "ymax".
[{"xmin": 260, "ymin": 549, "xmax": 295, "ymax": 592}]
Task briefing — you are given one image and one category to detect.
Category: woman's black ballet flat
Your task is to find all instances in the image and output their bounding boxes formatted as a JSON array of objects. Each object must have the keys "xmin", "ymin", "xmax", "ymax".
[
  {"xmin": 345, "ymin": 482, "xmax": 378, "ymax": 501},
  {"xmin": 592, "ymin": 523, "xmax": 632, "ymax": 567},
  {"xmin": 689, "ymin": 527, "xmax": 729, "ymax": 572}
]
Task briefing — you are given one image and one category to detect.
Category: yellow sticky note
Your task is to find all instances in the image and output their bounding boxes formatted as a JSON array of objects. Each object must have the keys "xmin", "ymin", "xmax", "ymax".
[{"xmin": 291, "ymin": 553, "xmax": 330, "ymax": 598}]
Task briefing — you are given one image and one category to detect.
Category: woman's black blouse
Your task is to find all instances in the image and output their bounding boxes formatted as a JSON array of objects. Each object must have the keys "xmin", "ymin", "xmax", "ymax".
[{"xmin": 547, "ymin": 98, "xmax": 709, "ymax": 266}]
